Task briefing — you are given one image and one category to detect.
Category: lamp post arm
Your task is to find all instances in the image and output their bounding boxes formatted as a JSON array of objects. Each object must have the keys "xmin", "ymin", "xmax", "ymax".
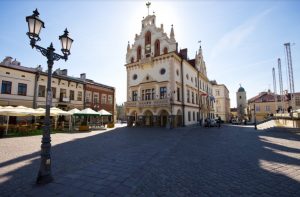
[{"xmin": 34, "ymin": 43, "xmax": 67, "ymax": 62}]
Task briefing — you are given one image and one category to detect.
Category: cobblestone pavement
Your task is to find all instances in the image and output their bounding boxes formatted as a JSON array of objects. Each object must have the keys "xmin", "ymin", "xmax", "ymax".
[{"xmin": 1, "ymin": 124, "xmax": 300, "ymax": 196}]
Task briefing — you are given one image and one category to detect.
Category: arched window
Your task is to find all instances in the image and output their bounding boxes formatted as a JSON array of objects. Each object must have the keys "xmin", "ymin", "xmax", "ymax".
[
  {"xmin": 137, "ymin": 46, "xmax": 142, "ymax": 60},
  {"xmin": 145, "ymin": 31, "xmax": 151, "ymax": 45},
  {"xmin": 163, "ymin": 47, "xmax": 168, "ymax": 54},
  {"xmin": 154, "ymin": 39, "xmax": 160, "ymax": 57},
  {"xmin": 131, "ymin": 57, "xmax": 134, "ymax": 63}
]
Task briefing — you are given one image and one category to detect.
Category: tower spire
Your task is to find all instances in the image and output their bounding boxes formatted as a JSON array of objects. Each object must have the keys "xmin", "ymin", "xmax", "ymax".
[
  {"xmin": 146, "ymin": 1, "xmax": 151, "ymax": 16},
  {"xmin": 170, "ymin": 24, "xmax": 175, "ymax": 40},
  {"xmin": 198, "ymin": 40, "xmax": 202, "ymax": 54},
  {"xmin": 127, "ymin": 41, "xmax": 130, "ymax": 52}
]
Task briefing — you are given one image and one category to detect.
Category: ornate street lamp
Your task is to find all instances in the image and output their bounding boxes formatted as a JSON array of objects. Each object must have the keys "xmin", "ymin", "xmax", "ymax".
[{"xmin": 25, "ymin": 9, "xmax": 73, "ymax": 184}]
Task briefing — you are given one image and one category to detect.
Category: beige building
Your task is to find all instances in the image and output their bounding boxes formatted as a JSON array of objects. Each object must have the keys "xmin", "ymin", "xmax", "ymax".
[
  {"xmin": 36, "ymin": 68, "xmax": 85, "ymax": 110},
  {"xmin": 0, "ymin": 57, "xmax": 37, "ymax": 107},
  {"xmin": 248, "ymin": 91, "xmax": 300, "ymax": 122},
  {"xmin": 124, "ymin": 11, "xmax": 214, "ymax": 127},
  {"xmin": 212, "ymin": 81, "xmax": 230, "ymax": 122}
]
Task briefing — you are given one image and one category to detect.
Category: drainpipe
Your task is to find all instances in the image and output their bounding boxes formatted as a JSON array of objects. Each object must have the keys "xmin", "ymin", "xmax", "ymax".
[{"xmin": 180, "ymin": 58, "xmax": 185, "ymax": 126}]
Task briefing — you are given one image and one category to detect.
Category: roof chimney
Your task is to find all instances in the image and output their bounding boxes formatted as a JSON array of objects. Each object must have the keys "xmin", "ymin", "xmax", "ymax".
[
  {"xmin": 61, "ymin": 69, "xmax": 68, "ymax": 76},
  {"xmin": 80, "ymin": 73, "xmax": 86, "ymax": 80},
  {"xmin": 179, "ymin": 48, "xmax": 188, "ymax": 60}
]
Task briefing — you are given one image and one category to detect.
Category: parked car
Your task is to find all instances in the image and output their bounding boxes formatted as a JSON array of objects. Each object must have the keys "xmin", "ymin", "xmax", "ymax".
[{"xmin": 231, "ymin": 119, "xmax": 238, "ymax": 125}]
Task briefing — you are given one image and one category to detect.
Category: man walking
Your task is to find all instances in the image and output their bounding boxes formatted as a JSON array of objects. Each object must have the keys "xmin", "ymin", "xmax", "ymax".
[{"xmin": 217, "ymin": 116, "xmax": 221, "ymax": 128}]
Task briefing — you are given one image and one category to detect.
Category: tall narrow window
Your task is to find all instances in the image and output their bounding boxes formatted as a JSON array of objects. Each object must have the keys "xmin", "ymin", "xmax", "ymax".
[
  {"xmin": 160, "ymin": 87, "xmax": 167, "ymax": 99},
  {"xmin": 151, "ymin": 88, "xmax": 155, "ymax": 100},
  {"xmin": 142, "ymin": 90, "xmax": 145, "ymax": 100},
  {"xmin": 132, "ymin": 91, "xmax": 137, "ymax": 101},
  {"xmin": 192, "ymin": 92, "xmax": 194, "ymax": 104},
  {"xmin": 18, "ymin": 83, "xmax": 27, "ymax": 96},
  {"xmin": 154, "ymin": 39, "xmax": 160, "ymax": 57},
  {"xmin": 187, "ymin": 90, "xmax": 190, "ymax": 103},
  {"xmin": 77, "ymin": 91, "xmax": 82, "ymax": 101},
  {"xmin": 1, "ymin": 81, "xmax": 12, "ymax": 94},
  {"xmin": 70, "ymin": 90, "xmax": 75, "ymax": 101},
  {"xmin": 145, "ymin": 31, "xmax": 151, "ymax": 45},
  {"xmin": 93, "ymin": 93, "xmax": 99, "ymax": 104},
  {"xmin": 101, "ymin": 94, "xmax": 107, "ymax": 104},
  {"xmin": 137, "ymin": 46, "xmax": 142, "ymax": 60},
  {"xmin": 108, "ymin": 95, "xmax": 113, "ymax": 104},
  {"xmin": 145, "ymin": 31, "xmax": 151, "ymax": 56},
  {"xmin": 38, "ymin": 85, "xmax": 46, "ymax": 97},
  {"xmin": 145, "ymin": 89, "xmax": 151, "ymax": 100},
  {"xmin": 52, "ymin": 87, "xmax": 56, "ymax": 98},
  {"xmin": 177, "ymin": 87, "xmax": 180, "ymax": 101}
]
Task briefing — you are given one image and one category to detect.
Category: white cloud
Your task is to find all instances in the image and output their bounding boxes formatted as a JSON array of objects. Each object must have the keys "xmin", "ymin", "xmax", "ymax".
[{"xmin": 210, "ymin": 8, "xmax": 273, "ymax": 59}]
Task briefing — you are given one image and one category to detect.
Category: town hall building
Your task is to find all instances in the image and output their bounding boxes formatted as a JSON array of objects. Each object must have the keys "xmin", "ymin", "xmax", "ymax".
[{"xmin": 124, "ymin": 6, "xmax": 215, "ymax": 127}]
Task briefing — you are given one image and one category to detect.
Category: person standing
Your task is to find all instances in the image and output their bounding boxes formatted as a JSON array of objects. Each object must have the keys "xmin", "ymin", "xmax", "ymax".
[{"xmin": 218, "ymin": 116, "xmax": 221, "ymax": 128}]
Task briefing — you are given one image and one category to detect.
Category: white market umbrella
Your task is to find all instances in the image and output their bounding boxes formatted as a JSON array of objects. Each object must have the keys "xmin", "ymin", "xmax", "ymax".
[
  {"xmin": 68, "ymin": 108, "xmax": 80, "ymax": 114},
  {"xmin": 0, "ymin": 106, "xmax": 36, "ymax": 135},
  {"xmin": 98, "ymin": 109, "xmax": 112, "ymax": 116},
  {"xmin": 98, "ymin": 109, "xmax": 112, "ymax": 126},
  {"xmin": 74, "ymin": 108, "xmax": 100, "ymax": 116}
]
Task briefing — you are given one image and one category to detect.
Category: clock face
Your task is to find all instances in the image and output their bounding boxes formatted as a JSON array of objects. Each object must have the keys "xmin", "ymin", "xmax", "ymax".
[{"xmin": 145, "ymin": 44, "xmax": 151, "ymax": 54}]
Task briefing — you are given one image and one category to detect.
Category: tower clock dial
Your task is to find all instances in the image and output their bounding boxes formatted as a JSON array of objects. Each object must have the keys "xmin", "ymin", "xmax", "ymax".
[{"xmin": 145, "ymin": 44, "xmax": 151, "ymax": 54}]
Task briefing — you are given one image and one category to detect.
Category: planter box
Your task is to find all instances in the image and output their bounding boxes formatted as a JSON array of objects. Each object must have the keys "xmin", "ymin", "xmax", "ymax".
[
  {"xmin": 79, "ymin": 125, "xmax": 89, "ymax": 131},
  {"xmin": 107, "ymin": 123, "xmax": 114, "ymax": 128}
]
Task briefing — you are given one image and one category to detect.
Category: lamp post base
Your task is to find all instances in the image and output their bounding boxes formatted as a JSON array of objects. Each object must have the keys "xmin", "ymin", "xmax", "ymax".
[{"xmin": 36, "ymin": 173, "xmax": 53, "ymax": 185}]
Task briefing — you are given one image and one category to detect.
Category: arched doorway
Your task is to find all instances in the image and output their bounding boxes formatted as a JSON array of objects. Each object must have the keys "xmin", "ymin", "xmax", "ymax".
[
  {"xmin": 159, "ymin": 110, "xmax": 169, "ymax": 127},
  {"xmin": 175, "ymin": 109, "xmax": 183, "ymax": 127},
  {"xmin": 128, "ymin": 111, "xmax": 137, "ymax": 127},
  {"xmin": 143, "ymin": 110, "xmax": 153, "ymax": 126}
]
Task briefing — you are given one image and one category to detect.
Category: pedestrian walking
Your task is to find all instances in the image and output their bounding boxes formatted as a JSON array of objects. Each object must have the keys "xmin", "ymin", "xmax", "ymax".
[{"xmin": 218, "ymin": 116, "xmax": 221, "ymax": 128}]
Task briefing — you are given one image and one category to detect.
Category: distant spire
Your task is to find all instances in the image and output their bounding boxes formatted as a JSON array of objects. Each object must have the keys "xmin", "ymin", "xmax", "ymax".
[
  {"xmin": 170, "ymin": 24, "xmax": 175, "ymax": 40},
  {"xmin": 127, "ymin": 41, "xmax": 130, "ymax": 51},
  {"xmin": 198, "ymin": 40, "xmax": 202, "ymax": 55},
  {"xmin": 146, "ymin": 1, "xmax": 151, "ymax": 16}
]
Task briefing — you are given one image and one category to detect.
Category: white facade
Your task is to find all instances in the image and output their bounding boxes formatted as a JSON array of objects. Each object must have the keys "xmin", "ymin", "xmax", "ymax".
[
  {"xmin": 125, "ymin": 13, "xmax": 214, "ymax": 127},
  {"xmin": 213, "ymin": 83, "xmax": 230, "ymax": 122}
]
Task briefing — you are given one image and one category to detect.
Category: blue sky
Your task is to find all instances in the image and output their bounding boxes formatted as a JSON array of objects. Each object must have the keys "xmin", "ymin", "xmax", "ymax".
[{"xmin": 0, "ymin": 0, "xmax": 299, "ymax": 107}]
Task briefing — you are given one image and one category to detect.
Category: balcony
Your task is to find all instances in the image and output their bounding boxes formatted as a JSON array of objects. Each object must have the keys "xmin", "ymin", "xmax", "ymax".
[{"xmin": 125, "ymin": 98, "xmax": 170, "ymax": 108}]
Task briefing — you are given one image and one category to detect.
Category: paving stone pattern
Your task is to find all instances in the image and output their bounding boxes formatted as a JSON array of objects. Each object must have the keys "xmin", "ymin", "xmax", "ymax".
[{"xmin": 1, "ymin": 125, "xmax": 300, "ymax": 196}]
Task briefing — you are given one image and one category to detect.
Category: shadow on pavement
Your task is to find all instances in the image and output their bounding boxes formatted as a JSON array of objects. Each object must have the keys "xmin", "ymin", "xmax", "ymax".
[{"xmin": 0, "ymin": 125, "xmax": 300, "ymax": 196}]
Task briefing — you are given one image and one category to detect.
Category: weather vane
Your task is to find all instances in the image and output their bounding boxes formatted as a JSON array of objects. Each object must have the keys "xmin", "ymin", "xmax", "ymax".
[{"xmin": 146, "ymin": 1, "xmax": 151, "ymax": 15}]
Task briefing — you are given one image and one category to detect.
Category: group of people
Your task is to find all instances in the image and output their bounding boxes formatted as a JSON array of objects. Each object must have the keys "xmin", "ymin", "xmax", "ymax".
[{"xmin": 202, "ymin": 116, "xmax": 222, "ymax": 128}]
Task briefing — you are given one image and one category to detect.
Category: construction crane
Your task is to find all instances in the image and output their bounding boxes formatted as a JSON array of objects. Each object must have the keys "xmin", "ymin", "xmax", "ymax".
[
  {"xmin": 272, "ymin": 67, "xmax": 278, "ymax": 112},
  {"xmin": 278, "ymin": 58, "xmax": 284, "ymax": 112},
  {"xmin": 284, "ymin": 43, "xmax": 295, "ymax": 111}
]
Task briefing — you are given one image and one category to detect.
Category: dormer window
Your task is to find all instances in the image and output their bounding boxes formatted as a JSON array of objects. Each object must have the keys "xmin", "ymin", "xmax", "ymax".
[{"xmin": 131, "ymin": 57, "xmax": 134, "ymax": 63}]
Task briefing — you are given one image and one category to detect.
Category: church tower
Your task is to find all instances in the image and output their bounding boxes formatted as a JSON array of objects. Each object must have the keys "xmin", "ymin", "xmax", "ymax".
[{"xmin": 236, "ymin": 85, "xmax": 247, "ymax": 119}]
